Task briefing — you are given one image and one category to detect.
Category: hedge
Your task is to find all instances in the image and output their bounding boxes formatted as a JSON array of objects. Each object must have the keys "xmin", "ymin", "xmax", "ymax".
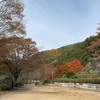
[
  {"xmin": 0, "ymin": 84, "xmax": 10, "ymax": 90},
  {"xmin": 54, "ymin": 78, "xmax": 100, "ymax": 84},
  {"xmin": 14, "ymin": 81, "xmax": 24, "ymax": 87}
]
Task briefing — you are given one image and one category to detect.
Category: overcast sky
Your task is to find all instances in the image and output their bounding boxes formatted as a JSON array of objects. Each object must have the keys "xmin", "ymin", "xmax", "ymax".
[{"xmin": 23, "ymin": 0, "xmax": 100, "ymax": 51}]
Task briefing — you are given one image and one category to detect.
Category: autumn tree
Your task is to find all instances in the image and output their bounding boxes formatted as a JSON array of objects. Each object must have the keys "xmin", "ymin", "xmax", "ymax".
[
  {"xmin": 87, "ymin": 33, "xmax": 100, "ymax": 59},
  {"xmin": 42, "ymin": 49, "xmax": 61, "ymax": 80},
  {"xmin": 45, "ymin": 64, "xmax": 57, "ymax": 79},
  {"xmin": 55, "ymin": 65, "xmax": 64, "ymax": 78},
  {"xmin": 42, "ymin": 49, "xmax": 61, "ymax": 65},
  {"xmin": 0, "ymin": 36, "xmax": 43, "ymax": 83},
  {"xmin": 65, "ymin": 59, "xmax": 83, "ymax": 76},
  {"xmin": 0, "ymin": 0, "xmax": 26, "ymax": 38}
]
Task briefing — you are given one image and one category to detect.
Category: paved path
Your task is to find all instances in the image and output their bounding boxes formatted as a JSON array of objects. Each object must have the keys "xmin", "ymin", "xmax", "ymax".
[{"xmin": 0, "ymin": 84, "xmax": 100, "ymax": 100}]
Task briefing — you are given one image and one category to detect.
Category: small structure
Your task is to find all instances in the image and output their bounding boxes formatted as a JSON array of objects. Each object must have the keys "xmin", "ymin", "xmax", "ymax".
[{"xmin": 0, "ymin": 75, "xmax": 13, "ymax": 90}]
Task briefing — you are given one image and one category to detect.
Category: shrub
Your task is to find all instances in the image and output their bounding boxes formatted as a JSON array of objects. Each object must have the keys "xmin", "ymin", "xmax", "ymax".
[
  {"xmin": 42, "ymin": 79, "xmax": 51, "ymax": 84},
  {"xmin": 0, "ymin": 80, "xmax": 3, "ymax": 84},
  {"xmin": 54, "ymin": 78, "xmax": 100, "ymax": 84},
  {"xmin": 44, "ymin": 79, "xmax": 51, "ymax": 83},
  {"xmin": 14, "ymin": 81, "xmax": 24, "ymax": 87},
  {"xmin": 0, "ymin": 84, "xmax": 10, "ymax": 90}
]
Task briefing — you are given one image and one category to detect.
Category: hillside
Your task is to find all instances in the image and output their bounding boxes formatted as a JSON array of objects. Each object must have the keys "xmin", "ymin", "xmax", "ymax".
[{"xmin": 41, "ymin": 34, "xmax": 100, "ymax": 67}]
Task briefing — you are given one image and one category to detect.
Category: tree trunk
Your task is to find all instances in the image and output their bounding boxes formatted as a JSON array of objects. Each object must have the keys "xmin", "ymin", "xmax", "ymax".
[{"xmin": 14, "ymin": 75, "xmax": 18, "ymax": 86}]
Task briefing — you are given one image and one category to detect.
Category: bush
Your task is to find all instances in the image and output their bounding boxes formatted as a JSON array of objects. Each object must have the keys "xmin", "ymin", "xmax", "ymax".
[
  {"xmin": 54, "ymin": 78, "xmax": 100, "ymax": 84},
  {"xmin": 14, "ymin": 81, "xmax": 24, "ymax": 87},
  {"xmin": 42, "ymin": 79, "xmax": 51, "ymax": 84},
  {"xmin": 44, "ymin": 79, "xmax": 51, "ymax": 83},
  {"xmin": 0, "ymin": 80, "xmax": 3, "ymax": 84},
  {"xmin": 0, "ymin": 84, "xmax": 10, "ymax": 90}
]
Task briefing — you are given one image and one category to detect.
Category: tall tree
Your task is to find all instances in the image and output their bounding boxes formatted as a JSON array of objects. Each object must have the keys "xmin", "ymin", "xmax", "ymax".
[
  {"xmin": 0, "ymin": 36, "xmax": 43, "ymax": 83},
  {"xmin": 87, "ymin": 33, "xmax": 100, "ymax": 59},
  {"xmin": 0, "ymin": 0, "xmax": 26, "ymax": 37}
]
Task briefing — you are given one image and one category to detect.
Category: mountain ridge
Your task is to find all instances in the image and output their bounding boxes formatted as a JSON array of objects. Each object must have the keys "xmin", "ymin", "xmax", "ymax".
[{"xmin": 41, "ymin": 34, "xmax": 100, "ymax": 67}]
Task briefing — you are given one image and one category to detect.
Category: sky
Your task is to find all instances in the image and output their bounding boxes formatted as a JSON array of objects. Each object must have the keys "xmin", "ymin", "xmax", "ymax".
[{"xmin": 23, "ymin": 0, "xmax": 100, "ymax": 51}]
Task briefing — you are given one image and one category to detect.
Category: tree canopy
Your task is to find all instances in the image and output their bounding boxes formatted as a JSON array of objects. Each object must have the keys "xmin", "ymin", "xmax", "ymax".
[
  {"xmin": 0, "ymin": 0, "xmax": 26, "ymax": 38},
  {"xmin": 0, "ymin": 36, "xmax": 43, "ymax": 82}
]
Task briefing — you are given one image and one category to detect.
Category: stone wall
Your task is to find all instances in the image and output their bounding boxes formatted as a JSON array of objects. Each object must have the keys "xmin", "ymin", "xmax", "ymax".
[{"xmin": 53, "ymin": 82, "xmax": 100, "ymax": 91}]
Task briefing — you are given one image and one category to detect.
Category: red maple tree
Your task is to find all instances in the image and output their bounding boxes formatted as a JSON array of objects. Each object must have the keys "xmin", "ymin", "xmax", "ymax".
[
  {"xmin": 55, "ymin": 65, "xmax": 64, "ymax": 77},
  {"xmin": 65, "ymin": 59, "xmax": 83, "ymax": 74},
  {"xmin": 46, "ymin": 73, "xmax": 57, "ymax": 79}
]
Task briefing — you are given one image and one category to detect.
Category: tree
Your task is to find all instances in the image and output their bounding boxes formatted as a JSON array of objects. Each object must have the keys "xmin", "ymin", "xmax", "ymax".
[
  {"xmin": 87, "ymin": 33, "xmax": 100, "ymax": 59},
  {"xmin": 55, "ymin": 65, "xmax": 64, "ymax": 78},
  {"xmin": 0, "ymin": 0, "xmax": 26, "ymax": 38},
  {"xmin": 87, "ymin": 24, "xmax": 100, "ymax": 59},
  {"xmin": 45, "ymin": 65, "xmax": 57, "ymax": 79},
  {"xmin": 65, "ymin": 59, "xmax": 83, "ymax": 75},
  {"xmin": 42, "ymin": 49, "xmax": 61, "ymax": 65},
  {"xmin": 42, "ymin": 49, "xmax": 61, "ymax": 81},
  {"xmin": 0, "ymin": 36, "xmax": 43, "ymax": 83}
]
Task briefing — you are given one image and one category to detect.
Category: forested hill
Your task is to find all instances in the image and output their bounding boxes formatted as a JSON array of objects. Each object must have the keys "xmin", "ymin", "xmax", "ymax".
[{"xmin": 41, "ymin": 33, "xmax": 100, "ymax": 67}]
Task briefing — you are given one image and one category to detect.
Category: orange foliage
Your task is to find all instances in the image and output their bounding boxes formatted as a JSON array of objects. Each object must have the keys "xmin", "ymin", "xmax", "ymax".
[
  {"xmin": 55, "ymin": 65, "xmax": 64, "ymax": 77},
  {"xmin": 87, "ymin": 34, "xmax": 100, "ymax": 58},
  {"xmin": 45, "ymin": 65, "xmax": 57, "ymax": 79},
  {"xmin": 46, "ymin": 73, "xmax": 57, "ymax": 79},
  {"xmin": 65, "ymin": 59, "xmax": 83, "ymax": 74}
]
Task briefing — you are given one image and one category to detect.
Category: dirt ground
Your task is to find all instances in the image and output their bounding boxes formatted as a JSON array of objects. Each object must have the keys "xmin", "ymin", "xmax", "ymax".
[{"xmin": 0, "ymin": 84, "xmax": 100, "ymax": 100}]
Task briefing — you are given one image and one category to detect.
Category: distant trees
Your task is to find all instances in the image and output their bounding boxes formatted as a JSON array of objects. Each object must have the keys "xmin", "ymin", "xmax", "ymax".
[
  {"xmin": 0, "ymin": 0, "xmax": 26, "ymax": 37},
  {"xmin": 41, "ymin": 34, "xmax": 100, "ymax": 67},
  {"xmin": 42, "ymin": 49, "xmax": 61, "ymax": 80},
  {"xmin": 44, "ymin": 64, "xmax": 64, "ymax": 79},
  {"xmin": 0, "ymin": 36, "xmax": 43, "ymax": 83},
  {"xmin": 44, "ymin": 59, "xmax": 84, "ymax": 79},
  {"xmin": 41, "ymin": 42, "xmax": 92, "ymax": 67},
  {"xmin": 45, "ymin": 65, "xmax": 57, "ymax": 79},
  {"xmin": 87, "ymin": 33, "xmax": 100, "ymax": 59},
  {"xmin": 42, "ymin": 49, "xmax": 61, "ymax": 65}
]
